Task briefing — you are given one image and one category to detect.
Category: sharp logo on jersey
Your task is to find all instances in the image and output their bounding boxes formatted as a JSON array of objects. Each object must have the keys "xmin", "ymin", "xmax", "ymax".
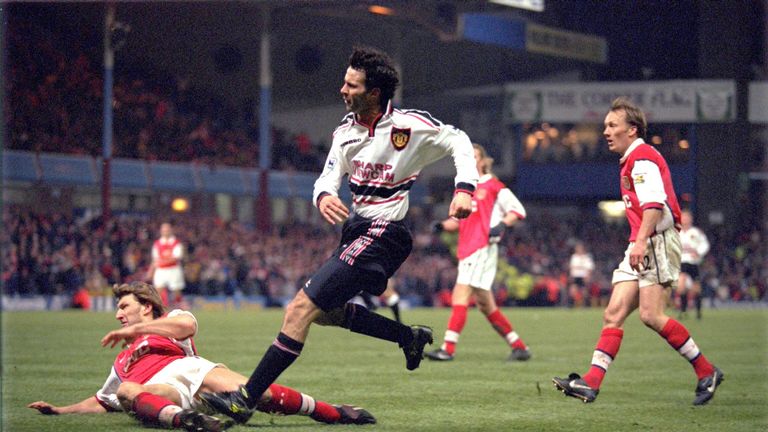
[
  {"xmin": 622, "ymin": 175, "xmax": 631, "ymax": 190},
  {"xmin": 390, "ymin": 127, "xmax": 411, "ymax": 151},
  {"xmin": 352, "ymin": 160, "xmax": 395, "ymax": 182}
]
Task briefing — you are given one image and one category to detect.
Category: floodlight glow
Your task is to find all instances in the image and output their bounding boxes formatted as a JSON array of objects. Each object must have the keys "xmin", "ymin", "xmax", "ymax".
[
  {"xmin": 171, "ymin": 198, "xmax": 189, "ymax": 212},
  {"xmin": 368, "ymin": 5, "xmax": 395, "ymax": 16}
]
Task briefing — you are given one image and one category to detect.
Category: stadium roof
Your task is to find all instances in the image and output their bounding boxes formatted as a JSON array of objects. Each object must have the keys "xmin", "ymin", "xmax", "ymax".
[{"xmin": 6, "ymin": 1, "xmax": 764, "ymax": 111}]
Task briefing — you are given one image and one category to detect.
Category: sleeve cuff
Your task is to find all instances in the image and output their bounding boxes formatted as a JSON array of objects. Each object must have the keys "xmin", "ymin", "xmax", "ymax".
[
  {"xmin": 316, "ymin": 192, "xmax": 331, "ymax": 207},
  {"xmin": 640, "ymin": 203, "xmax": 664, "ymax": 211},
  {"xmin": 454, "ymin": 182, "xmax": 475, "ymax": 196}
]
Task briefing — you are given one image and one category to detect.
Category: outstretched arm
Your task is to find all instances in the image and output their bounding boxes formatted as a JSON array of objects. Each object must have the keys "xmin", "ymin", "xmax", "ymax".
[
  {"xmin": 28, "ymin": 396, "xmax": 108, "ymax": 415},
  {"xmin": 101, "ymin": 312, "xmax": 197, "ymax": 348},
  {"xmin": 435, "ymin": 217, "xmax": 460, "ymax": 233}
]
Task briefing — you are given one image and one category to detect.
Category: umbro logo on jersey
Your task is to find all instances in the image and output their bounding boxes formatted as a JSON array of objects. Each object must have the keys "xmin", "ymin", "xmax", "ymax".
[
  {"xmin": 341, "ymin": 138, "xmax": 362, "ymax": 147},
  {"xmin": 391, "ymin": 127, "xmax": 411, "ymax": 151}
]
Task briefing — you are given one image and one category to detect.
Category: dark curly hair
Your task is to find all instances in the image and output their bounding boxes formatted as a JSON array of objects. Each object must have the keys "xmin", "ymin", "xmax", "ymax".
[{"xmin": 348, "ymin": 46, "xmax": 400, "ymax": 112}]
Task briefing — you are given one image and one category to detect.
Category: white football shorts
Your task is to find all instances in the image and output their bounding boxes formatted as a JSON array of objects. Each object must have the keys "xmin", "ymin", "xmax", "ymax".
[
  {"xmin": 153, "ymin": 266, "xmax": 185, "ymax": 291},
  {"xmin": 456, "ymin": 244, "xmax": 498, "ymax": 291},
  {"xmin": 145, "ymin": 356, "xmax": 221, "ymax": 410},
  {"xmin": 612, "ymin": 227, "xmax": 681, "ymax": 288}
]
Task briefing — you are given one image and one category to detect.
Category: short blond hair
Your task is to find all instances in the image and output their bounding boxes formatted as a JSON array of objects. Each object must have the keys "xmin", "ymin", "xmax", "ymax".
[
  {"xmin": 610, "ymin": 97, "xmax": 647, "ymax": 139},
  {"xmin": 473, "ymin": 143, "xmax": 494, "ymax": 175}
]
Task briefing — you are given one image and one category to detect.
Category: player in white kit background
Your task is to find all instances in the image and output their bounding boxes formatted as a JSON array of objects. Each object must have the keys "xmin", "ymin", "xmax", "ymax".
[
  {"xmin": 568, "ymin": 242, "xmax": 595, "ymax": 308},
  {"xmin": 675, "ymin": 209, "xmax": 710, "ymax": 319}
]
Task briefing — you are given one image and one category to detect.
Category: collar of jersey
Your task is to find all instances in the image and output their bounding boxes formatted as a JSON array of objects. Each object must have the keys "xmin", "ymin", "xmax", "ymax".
[
  {"xmin": 352, "ymin": 100, "xmax": 394, "ymax": 137},
  {"xmin": 619, "ymin": 138, "xmax": 646, "ymax": 164}
]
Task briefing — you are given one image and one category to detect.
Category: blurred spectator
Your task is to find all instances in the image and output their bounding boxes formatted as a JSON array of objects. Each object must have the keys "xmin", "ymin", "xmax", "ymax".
[
  {"xmin": 2, "ymin": 205, "xmax": 765, "ymax": 309},
  {"xmin": 568, "ymin": 242, "xmax": 595, "ymax": 308}
]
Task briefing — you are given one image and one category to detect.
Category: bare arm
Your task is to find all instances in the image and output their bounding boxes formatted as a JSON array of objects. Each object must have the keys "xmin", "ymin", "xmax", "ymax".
[
  {"xmin": 629, "ymin": 208, "xmax": 662, "ymax": 272},
  {"xmin": 145, "ymin": 263, "xmax": 155, "ymax": 281},
  {"xmin": 101, "ymin": 313, "xmax": 196, "ymax": 348},
  {"xmin": 28, "ymin": 396, "xmax": 108, "ymax": 415},
  {"xmin": 438, "ymin": 218, "xmax": 460, "ymax": 233}
]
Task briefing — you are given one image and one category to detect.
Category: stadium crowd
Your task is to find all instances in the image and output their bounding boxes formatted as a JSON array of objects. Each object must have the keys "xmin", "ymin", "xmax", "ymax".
[
  {"xmin": 5, "ymin": 16, "xmax": 326, "ymax": 171},
  {"xmin": 3, "ymin": 207, "xmax": 766, "ymax": 309},
  {"xmin": 4, "ymin": 12, "xmax": 765, "ymax": 310}
]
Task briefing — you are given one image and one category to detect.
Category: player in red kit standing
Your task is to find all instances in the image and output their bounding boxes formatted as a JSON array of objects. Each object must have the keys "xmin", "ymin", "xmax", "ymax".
[
  {"xmin": 148, "ymin": 222, "xmax": 185, "ymax": 307},
  {"xmin": 28, "ymin": 282, "xmax": 375, "ymax": 430},
  {"xmin": 553, "ymin": 97, "xmax": 723, "ymax": 405},
  {"xmin": 426, "ymin": 143, "xmax": 531, "ymax": 362}
]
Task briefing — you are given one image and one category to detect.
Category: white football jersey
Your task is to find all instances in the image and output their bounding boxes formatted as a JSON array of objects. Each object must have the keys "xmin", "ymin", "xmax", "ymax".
[
  {"xmin": 314, "ymin": 103, "xmax": 478, "ymax": 221},
  {"xmin": 680, "ymin": 226, "xmax": 710, "ymax": 265}
]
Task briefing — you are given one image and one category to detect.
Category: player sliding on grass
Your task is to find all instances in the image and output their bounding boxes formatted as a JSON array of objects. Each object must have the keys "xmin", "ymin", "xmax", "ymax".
[
  {"xmin": 28, "ymin": 282, "xmax": 375, "ymax": 431},
  {"xmin": 426, "ymin": 143, "xmax": 531, "ymax": 362},
  {"xmin": 553, "ymin": 97, "xmax": 723, "ymax": 406},
  {"xmin": 201, "ymin": 46, "xmax": 478, "ymax": 421}
]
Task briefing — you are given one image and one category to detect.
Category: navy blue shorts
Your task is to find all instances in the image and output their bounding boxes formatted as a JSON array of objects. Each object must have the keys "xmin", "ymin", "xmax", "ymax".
[
  {"xmin": 303, "ymin": 214, "xmax": 412, "ymax": 311},
  {"xmin": 681, "ymin": 263, "xmax": 700, "ymax": 280}
]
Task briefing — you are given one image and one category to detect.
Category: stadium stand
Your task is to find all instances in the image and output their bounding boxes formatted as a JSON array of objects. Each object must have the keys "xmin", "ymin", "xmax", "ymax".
[
  {"xmin": 5, "ymin": 15, "xmax": 324, "ymax": 171},
  {"xmin": 3, "ymin": 207, "xmax": 765, "ymax": 310},
  {"xmin": 3, "ymin": 6, "xmax": 764, "ymax": 312}
]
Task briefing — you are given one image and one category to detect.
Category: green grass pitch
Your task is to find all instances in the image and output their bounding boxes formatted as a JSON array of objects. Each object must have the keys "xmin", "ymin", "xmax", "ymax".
[{"xmin": 2, "ymin": 307, "xmax": 766, "ymax": 431}]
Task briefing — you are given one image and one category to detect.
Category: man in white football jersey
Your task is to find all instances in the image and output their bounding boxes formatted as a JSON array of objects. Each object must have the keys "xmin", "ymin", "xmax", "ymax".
[
  {"xmin": 202, "ymin": 46, "xmax": 478, "ymax": 418},
  {"xmin": 568, "ymin": 242, "xmax": 595, "ymax": 308},
  {"xmin": 426, "ymin": 144, "xmax": 531, "ymax": 362},
  {"xmin": 675, "ymin": 209, "xmax": 710, "ymax": 319},
  {"xmin": 28, "ymin": 282, "xmax": 375, "ymax": 430}
]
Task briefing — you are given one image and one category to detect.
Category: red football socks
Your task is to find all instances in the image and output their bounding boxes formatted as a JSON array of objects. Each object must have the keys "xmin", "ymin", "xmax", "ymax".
[
  {"xmin": 258, "ymin": 384, "xmax": 341, "ymax": 424},
  {"xmin": 486, "ymin": 309, "xmax": 527, "ymax": 350},
  {"xmin": 132, "ymin": 392, "xmax": 181, "ymax": 427},
  {"xmin": 583, "ymin": 328, "xmax": 624, "ymax": 389},
  {"xmin": 442, "ymin": 305, "xmax": 468, "ymax": 355},
  {"xmin": 659, "ymin": 318, "xmax": 714, "ymax": 379}
]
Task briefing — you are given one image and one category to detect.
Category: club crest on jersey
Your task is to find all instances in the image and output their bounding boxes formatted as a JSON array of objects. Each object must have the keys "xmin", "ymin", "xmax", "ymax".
[
  {"xmin": 622, "ymin": 175, "xmax": 631, "ymax": 190},
  {"xmin": 476, "ymin": 189, "xmax": 487, "ymax": 200},
  {"xmin": 391, "ymin": 127, "xmax": 411, "ymax": 151}
]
